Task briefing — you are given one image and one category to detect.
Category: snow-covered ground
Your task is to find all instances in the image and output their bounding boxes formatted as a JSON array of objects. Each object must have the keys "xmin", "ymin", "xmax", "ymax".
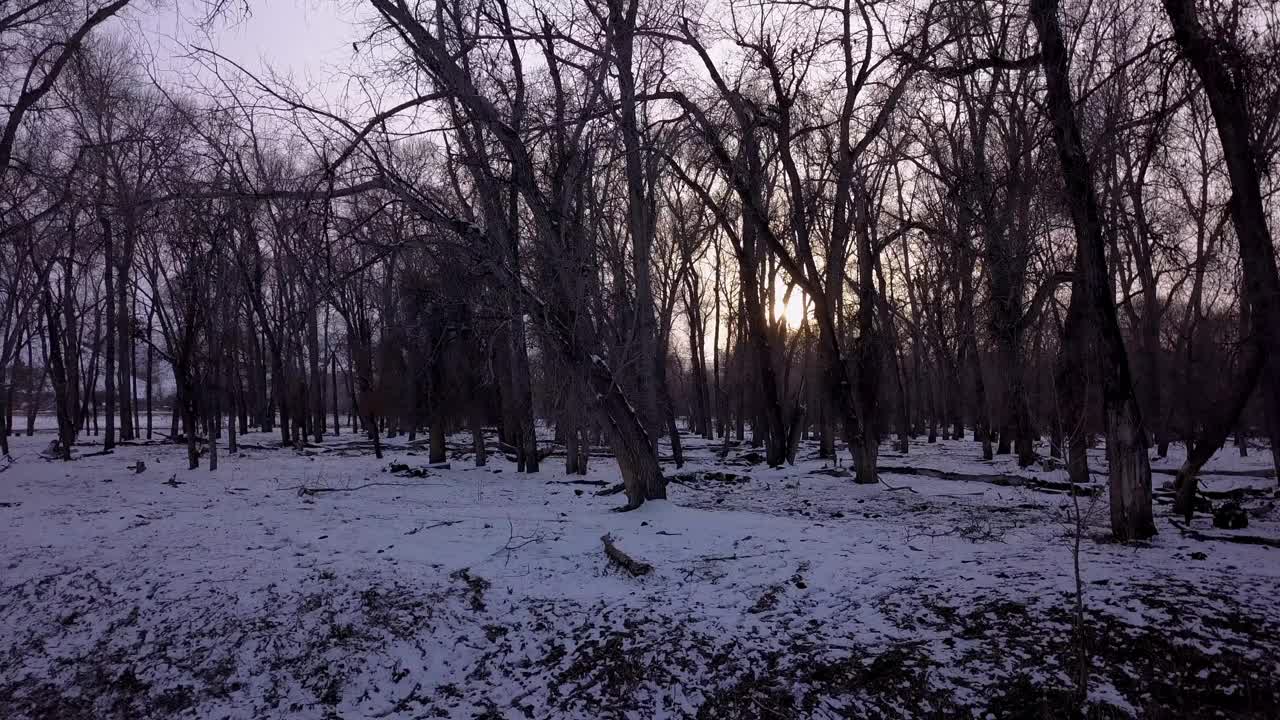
[{"xmin": 2, "ymin": 428, "xmax": 1278, "ymax": 718}]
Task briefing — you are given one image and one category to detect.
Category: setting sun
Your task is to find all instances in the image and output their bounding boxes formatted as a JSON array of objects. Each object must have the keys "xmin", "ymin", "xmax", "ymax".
[{"xmin": 777, "ymin": 289, "xmax": 807, "ymax": 328}]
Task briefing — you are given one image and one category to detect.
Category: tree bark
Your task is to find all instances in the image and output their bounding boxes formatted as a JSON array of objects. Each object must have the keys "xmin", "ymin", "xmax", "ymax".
[
  {"xmin": 1033, "ymin": 0, "xmax": 1154, "ymax": 540},
  {"xmin": 1163, "ymin": 0, "xmax": 1280, "ymax": 503},
  {"xmin": 102, "ymin": 215, "xmax": 116, "ymax": 451},
  {"xmin": 43, "ymin": 292, "xmax": 74, "ymax": 460}
]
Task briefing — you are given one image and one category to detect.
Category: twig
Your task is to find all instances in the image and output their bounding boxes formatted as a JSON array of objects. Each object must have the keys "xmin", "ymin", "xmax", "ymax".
[
  {"xmin": 405, "ymin": 520, "xmax": 463, "ymax": 535},
  {"xmin": 493, "ymin": 518, "xmax": 552, "ymax": 565},
  {"xmin": 685, "ymin": 550, "xmax": 787, "ymax": 564}
]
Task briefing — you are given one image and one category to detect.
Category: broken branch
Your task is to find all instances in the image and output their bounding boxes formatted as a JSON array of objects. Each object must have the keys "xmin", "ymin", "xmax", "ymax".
[{"xmin": 601, "ymin": 533, "xmax": 653, "ymax": 576}]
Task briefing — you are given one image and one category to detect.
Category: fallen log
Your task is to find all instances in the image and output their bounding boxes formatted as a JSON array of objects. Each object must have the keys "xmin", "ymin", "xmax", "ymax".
[
  {"xmin": 878, "ymin": 465, "xmax": 1100, "ymax": 496},
  {"xmin": 1152, "ymin": 467, "xmax": 1275, "ymax": 479},
  {"xmin": 1154, "ymin": 485, "xmax": 1272, "ymax": 502},
  {"xmin": 666, "ymin": 470, "xmax": 751, "ymax": 486},
  {"xmin": 546, "ymin": 479, "xmax": 610, "ymax": 487},
  {"xmin": 1168, "ymin": 520, "xmax": 1280, "ymax": 549},
  {"xmin": 595, "ymin": 482, "xmax": 626, "ymax": 497},
  {"xmin": 601, "ymin": 533, "xmax": 652, "ymax": 576},
  {"xmin": 496, "ymin": 441, "xmax": 555, "ymax": 463}
]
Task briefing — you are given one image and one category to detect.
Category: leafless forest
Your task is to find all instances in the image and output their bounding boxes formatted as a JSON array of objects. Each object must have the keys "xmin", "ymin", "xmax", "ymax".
[{"xmin": 2, "ymin": 0, "xmax": 1280, "ymax": 716}]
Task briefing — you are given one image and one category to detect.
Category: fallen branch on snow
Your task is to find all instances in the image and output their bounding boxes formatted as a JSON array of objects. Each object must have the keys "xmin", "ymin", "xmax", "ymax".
[
  {"xmin": 879, "ymin": 476, "xmax": 919, "ymax": 493},
  {"xmin": 601, "ymin": 533, "xmax": 652, "ymax": 576},
  {"xmin": 405, "ymin": 520, "xmax": 463, "ymax": 535},
  {"xmin": 283, "ymin": 481, "xmax": 442, "ymax": 496},
  {"xmin": 1154, "ymin": 485, "xmax": 1274, "ymax": 502},
  {"xmin": 494, "ymin": 519, "xmax": 553, "ymax": 565},
  {"xmin": 686, "ymin": 550, "xmax": 787, "ymax": 564}
]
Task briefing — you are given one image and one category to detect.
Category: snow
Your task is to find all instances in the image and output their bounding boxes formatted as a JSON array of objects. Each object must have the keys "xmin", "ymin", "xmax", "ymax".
[{"xmin": 2, "ymin": 426, "xmax": 1278, "ymax": 718}]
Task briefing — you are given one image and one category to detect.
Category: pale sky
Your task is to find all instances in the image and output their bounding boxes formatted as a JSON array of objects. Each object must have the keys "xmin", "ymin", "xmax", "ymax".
[{"xmin": 137, "ymin": 0, "xmax": 367, "ymax": 89}]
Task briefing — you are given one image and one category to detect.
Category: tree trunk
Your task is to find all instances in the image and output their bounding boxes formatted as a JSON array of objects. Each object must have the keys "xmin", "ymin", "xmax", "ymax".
[
  {"xmin": 565, "ymin": 407, "xmax": 580, "ymax": 475},
  {"xmin": 145, "ymin": 308, "xmax": 153, "ymax": 440},
  {"xmin": 472, "ymin": 402, "xmax": 486, "ymax": 467},
  {"xmin": 1033, "ymin": 0, "xmax": 1154, "ymax": 540},
  {"xmin": 208, "ymin": 385, "xmax": 219, "ymax": 472},
  {"xmin": 116, "ymin": 249, "xmax": 133, "ymax": 441},
  {"xmin": 586, "ymin": 354, "xmax": 665, "ymax": 509},
  {"xmin": 430, "ymin": 416, "xmax": 446, "ymax": 464},
  {"xmin": 308, "ymin": 308, "xmax": 324, "ymax": 443},
  {"xmin": 1163, "ymin": 0, "xmax": 1280, "ymax": 505},
  {"xmin": 43, "ymin": 289, "xmax": 74, "ymax": 459},
  {"xmin": 608, "ymin": 0, "xmax": 662, "ymax": 449},
  {"xmin": 509, "ymin": 303, "xmax": 538, "ymax": 473},
  {"xmin": 131, "ymin": 290, "xmax": 140, "ymax": 436},
  {"xmin": 0, "ymin": 368, "xmax": 9, "ymax": 457},
  {"xmin": 272, "ymin": 347, "xmax": 290, "ymax": 446},
  {"xmin": 102, "ymin": 216, "xmax": 116, "ymax": 451}
]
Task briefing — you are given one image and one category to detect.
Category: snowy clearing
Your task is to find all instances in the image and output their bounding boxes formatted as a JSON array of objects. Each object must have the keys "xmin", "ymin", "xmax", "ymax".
[{"xmin": 2, "ymin": 431, "xmax": 1278, "ymax": 719}]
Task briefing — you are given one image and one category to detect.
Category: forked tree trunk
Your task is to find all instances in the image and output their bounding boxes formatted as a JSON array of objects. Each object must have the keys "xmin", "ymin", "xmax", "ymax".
[
  {"xmin": 1033, "ymin": 0, "xmax": 1154, "ymax": 540},
  {"xmin": 1163, "ymin": 0, "xmax": 1280, "ymax": 507},
  {"xmin": 43, "ymin": 291, "xmax": 75, "ymax": 460}
]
